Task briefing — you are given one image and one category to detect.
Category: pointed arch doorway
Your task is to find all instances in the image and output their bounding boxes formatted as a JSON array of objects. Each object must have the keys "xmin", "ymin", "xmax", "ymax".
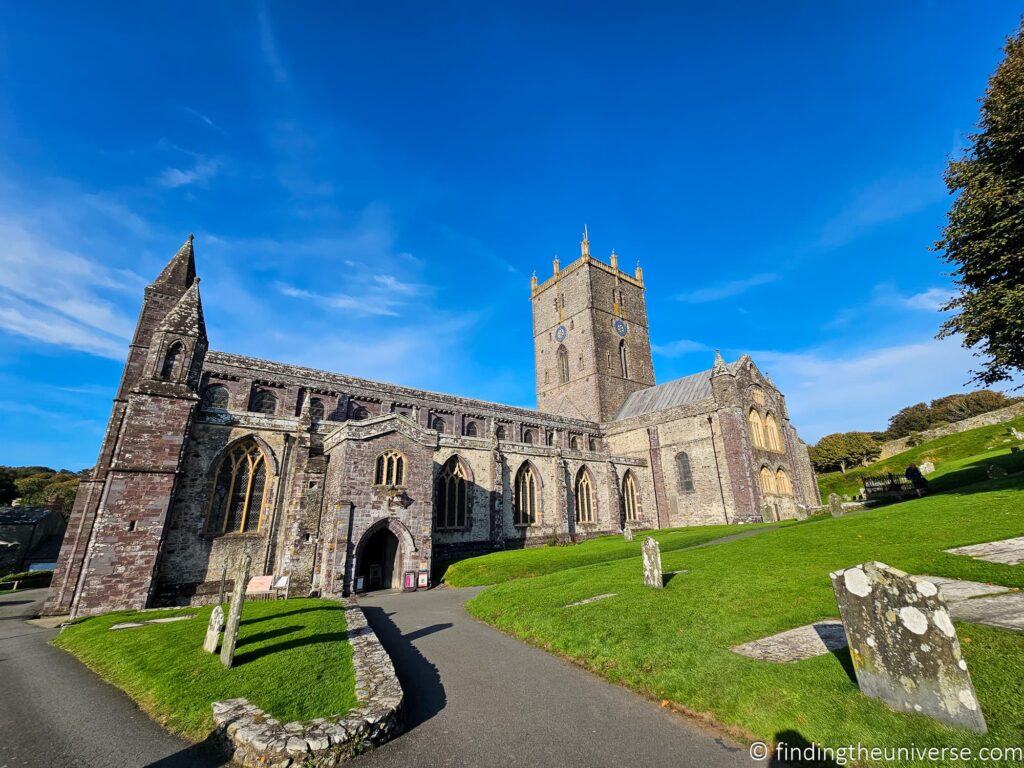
[{"xmin": 357, "ymin": 526, "xmax": 403, "ymax": 591}]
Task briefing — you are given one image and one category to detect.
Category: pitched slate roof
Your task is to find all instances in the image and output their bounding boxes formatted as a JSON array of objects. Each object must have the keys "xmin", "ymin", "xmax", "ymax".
[
  {"xmin": 0, "ymin": 506, "xmax": 55, "ymax": 526},
  {"xmin": 612, "ymin": 361, "xmax": 738, "ymax": 421}
]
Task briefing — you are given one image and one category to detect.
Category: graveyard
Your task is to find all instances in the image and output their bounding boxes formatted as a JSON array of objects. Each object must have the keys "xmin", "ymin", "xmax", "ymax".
[
  {"xmin": 464, "ymin": 473, "xmax": 1024, "ymax": 765},
  {"xmin": 52, "ymin": 598, "xmax": 357, "ymax": 741}
]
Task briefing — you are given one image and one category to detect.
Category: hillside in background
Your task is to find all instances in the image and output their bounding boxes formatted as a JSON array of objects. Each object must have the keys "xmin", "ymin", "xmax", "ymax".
[{"xmin": 0, "ymin": 466, "xmax": 85, "ymax": 517}]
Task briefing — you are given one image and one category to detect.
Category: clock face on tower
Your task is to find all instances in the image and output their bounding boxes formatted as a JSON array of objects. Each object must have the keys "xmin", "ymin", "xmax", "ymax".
[
  {"xmin": 613, "ymin": 318, "xmax": 628, "ymax": 337},
  {"xmin": 554, "ymin": 325, "xmax": 568, "ymax": 342}
]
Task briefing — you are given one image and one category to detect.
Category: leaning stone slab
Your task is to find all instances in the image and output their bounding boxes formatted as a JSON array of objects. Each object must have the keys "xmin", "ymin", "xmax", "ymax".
[
  {"xmin": 203, "ymin": 604, "xmax": 225, "ymax": 653},
  {"xmin": 564, "ymin": 593, "xmax": 617, "ymax": 608},
  {"xmin": 110, "ymin": 622, "xmax": 144, "ymax": 631},
  {"xmin": 946, "ymin": 536, "xmax": 1024, "ymax": 566},
  {"xmin": 148, "ymin": 614, "xmax": 195, "ymax": 624},
  {"xmin": 732, "ymin": 620, "xmax": 847, "ymax": 663},
  {"xmin": 623, "ymin": 527, "xmax": 633, "ymax": 542},
  {"xmin": 827, "ymin": 493, "xmax": 844, "ymax": 518},
  {"xmin": 831, "ymin": 561, "xmax": 986, "ymax": 733},
  {"xmin": 212, "ymin": 600, "xmax": 403, "ymax": 767},
  {"xmin": 220, "ymin": 554, "xmax": 251, "ymax": 668},
  {"xmin": 948, "ymin": 592, "xmax": 1024, "ymax": 632},
  {"xmin": 642, "ymin": 536, "xmax": 662, "ymax": 588},
  {"xmin": 917, "ymin": 576, "xmax": 1011, "ymax": 602}
]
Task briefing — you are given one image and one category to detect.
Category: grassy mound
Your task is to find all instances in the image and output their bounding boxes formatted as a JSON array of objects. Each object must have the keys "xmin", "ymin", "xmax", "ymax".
[
  {"xmin": 443, "ymin": 521, "xmax": 785, "ymax": 587},
  {"xmin": 818, "ymin": 416, "xmax": 1024, "ymax": 499},
  {"xmin": 54, "ymin": 598, "xmax": 357, "ymax": 741},
  {"xmin": 467, "ymin": 477, "xmax": 1024, "ymax": 766}
]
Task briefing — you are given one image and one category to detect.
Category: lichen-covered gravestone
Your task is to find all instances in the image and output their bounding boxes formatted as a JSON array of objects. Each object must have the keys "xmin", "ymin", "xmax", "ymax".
[
  {"xmin": 830, "ymin": 561, "xmax": 986, "ymax": 733},
  {"xmin": 203, "ymin": 604, "xmax": 224, "ymax": 653},
  {"xmin": 623, "ymin": 527, "xmax": 633, "ymax": 542},
  {"xmin": 220, "ymin": 553, "xmax": 251, "ymax": 669},
  {"xmin": 828, "ymin": 493, "xmax": 844, "ymax": 518},
  {"xmin": 642, "ymin": 536, "xmax": 662, "ymax": 588}
]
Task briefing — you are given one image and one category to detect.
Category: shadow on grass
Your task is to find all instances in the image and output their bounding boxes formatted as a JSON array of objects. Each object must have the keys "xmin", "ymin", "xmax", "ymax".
[
  {"xmin": 236, "ymin": 624, "xmax": 302, "ymax": 648},
  {"xmin": 827, "ymin": 645, "xmax": 857, "ymax": 686},
  {"xmin": 234, "ymin": 630, "xmax": 345, "ymax": 665},
  {"xmin": 141, "ymin": 732, "xmax": 229, "ymax": 768},
  {"xmin": 361, "ymin": 606, "xmax": 447, "ymax": 729},
  {"xmin": 770, "ymin": 729, "xmax": 841, "ymax": 767},
  {"xmin": 239, "ymin": 605, "xmax": 339, "ymax": 627}
]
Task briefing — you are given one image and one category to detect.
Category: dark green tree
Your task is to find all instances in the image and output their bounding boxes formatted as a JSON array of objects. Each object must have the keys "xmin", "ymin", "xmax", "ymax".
[
  {"xmin": 0, "ymin": 470, "xmax": 16, "ymax": 505},
  {"xmin": 809, "ymin": 432, "xmax": 881, "ymax": 474},
  {"xmin": 885, "ymin": 403, "xmax": 932, "ymax": 439},
  {"xmin": 936, "ymin": 20, "xmax": 1024, "ymax": 385}
]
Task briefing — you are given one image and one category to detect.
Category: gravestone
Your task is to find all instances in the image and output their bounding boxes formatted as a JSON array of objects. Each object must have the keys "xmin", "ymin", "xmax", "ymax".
[
  {"xmin": 918, "ymin": 461, "xmax": 935, "ymax": 475},
  {"xmin": 828, "ymin": 493, "xmax": 844, "ymax": 518},
  {"xmin": 203, "ymin": 604, "xmax": 224, "ymax": 653},
  {"xmin": 830, "ymin": 561, "xmax": 986, "ymax": 733},
  {"xmin": 642, "ymin": 537, "xmax": 662, "ymax": 588},
  {"xmin": 216, "ymin": 563, "xmax": 228, "ymax": 607},
  {"xmin": 220, "ymin": 553, "xmax": 251, "ymax": 668},
  {"xmin": 623, "ymin": 527, "xmax": 633, "ymax": 542}
]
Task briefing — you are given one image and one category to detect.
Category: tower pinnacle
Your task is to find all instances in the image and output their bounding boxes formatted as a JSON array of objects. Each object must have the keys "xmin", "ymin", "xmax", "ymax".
[
  {"xmin": 151, "ymin": 235, "xmax": 197, "ymax": 292},
  {"xmin": 580, "ymin": 225, "xmax": 590, "ymax": 258}
]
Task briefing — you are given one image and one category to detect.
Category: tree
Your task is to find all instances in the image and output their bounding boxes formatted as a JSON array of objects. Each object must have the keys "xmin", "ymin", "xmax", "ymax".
[
  {"xmin": 810, "ymin": 432, "xmax": 881, "ymax": 474},
  {"xmin": 936, "ymin": 20, "xmax": 1024, "ymax": 385},
  {"xmin": 929, "ymin": 390, "xmax": 1017, "ymax": 423},
  {"xmin": 885, "ymin": 403, "xmax": 932, "ymax": 439},
  {"xmin": 0, "ymin": 470, "xmax": 16, "ymax": 505}
]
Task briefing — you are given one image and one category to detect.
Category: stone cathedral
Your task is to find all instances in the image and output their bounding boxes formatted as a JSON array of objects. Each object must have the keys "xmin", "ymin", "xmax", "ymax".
[{"xmin": 45, "ymin": 232, "xmax": 819, "ymax": 617}]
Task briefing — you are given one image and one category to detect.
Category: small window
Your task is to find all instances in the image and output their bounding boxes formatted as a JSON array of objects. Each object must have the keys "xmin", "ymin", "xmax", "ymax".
[
  {"xmin": 309, "ymin": 397, "xmax": 325, "ymax": 421},
  {"xmin": 523, "ymin": 429, "xmax": 534, "ymax": 445},
  {"xmin": 160, "ymin": 341, "xmax": 184, "ymax": 381},
  {"xmin": 588, "ymin": 437, "xmax": 597, "ymax": 451},
  {"xmin": 676, "ymin": 452, "xmax": 695, "ymax": 493},
  {"xmin": 250, "ymin": 388, "xmax": 278, "ymax": 415},
  {"xmin": 495, "ymin": 425, "xmax": 507, "ymax": 439},
  {"xmin": 569, "ymin": 436, "xmax": 579, "ymax": 450},
  {"xmin": 557, "ymin": 345, "xmax": 570, "ymax": 384},
  {"xmin": 545, "ymin": 431, "xmax": 554, "ymax": 446},
  {"xmin": 202, "ymin": 384, "xmax": 229, "ymax": 410},
  {"xmin": 374, "ymin": 451, "xmax": 406, "ymax": 487},
  {"xmin": 464, "ymin": 421, "xmax": 478, "ymax": 437},
  {"xmin": 619, "ymin": 339, "xmax": 629, "ymax": 378},
  {"xmin": 350, "ymin": 403, "xmax": 370, "ymax": 420},
  {"xmin": 432, "ymin": 416, "xmax": 446, "ymax": 433},
  {"xmin": 759, "ymin": 466, "xmax": 777, "ymax": 495},
  {"xmin": 776, "ymin": 468, "xmax": 793, "ymax": 495}
]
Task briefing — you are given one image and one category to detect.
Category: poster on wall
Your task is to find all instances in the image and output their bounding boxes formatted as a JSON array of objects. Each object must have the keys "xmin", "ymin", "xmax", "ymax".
[
  {"xmin": 417, "ymin": 570, "xmax": 429, "ymax": 589},
  {"xmin": 355, "ymin": 576, "xmax": 365, "ymax": 592},
  {"xmin": 403, "ymin": 571, "xmax": 417, "ymax": 592}
]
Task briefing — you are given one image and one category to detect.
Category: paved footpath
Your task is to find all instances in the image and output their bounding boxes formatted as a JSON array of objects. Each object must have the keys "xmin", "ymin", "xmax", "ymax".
[{"xmin": 1, "ymin": 586, "xmax": 758, "ymax": 768}]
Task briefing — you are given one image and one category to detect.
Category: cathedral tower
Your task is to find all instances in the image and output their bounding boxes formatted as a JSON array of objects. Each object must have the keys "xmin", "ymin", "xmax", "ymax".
[{"xmin": 532, "ymin": 229, "xmax": 655, "ymax": 422}]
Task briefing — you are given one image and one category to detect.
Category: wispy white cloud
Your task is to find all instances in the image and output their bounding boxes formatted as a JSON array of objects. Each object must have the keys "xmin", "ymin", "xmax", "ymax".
[
  {"xmin": 900, "ymin": 286, "xmax": 953, "ymax": 312},
  {"xmin": 157, "ymin": 156, "xmax": 221, "ymax": 188},
  {"xmin": 677, "ymin": 272, "xmax": 778, "ymax": 303},
  {"xmin": 748, "ymin": 336, "xmax": 1006, "ymax": 441},
  {"xmin": 275, "ymin": 282, "xmax": 401, "ymax": 317},
  {"xmin": 257, "ymin": 1, "xmax": 288, "ymax": 84},
  {"xmin": 651, "ymin": 338, "xmax": 709, "ymax": 357},
  {"xmin": 180, "ymin": 105, "xmax": 230, "ymax": 137}
]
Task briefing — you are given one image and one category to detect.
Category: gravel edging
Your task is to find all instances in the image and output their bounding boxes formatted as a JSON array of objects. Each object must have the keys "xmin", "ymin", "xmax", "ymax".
[{"xmin": 211, "ymin": 599, "xmax": 403, "ymax": 767}]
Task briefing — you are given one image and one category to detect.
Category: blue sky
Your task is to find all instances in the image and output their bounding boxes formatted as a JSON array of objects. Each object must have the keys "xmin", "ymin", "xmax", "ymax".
[{"xmin": 1, "ymin": 2, "xmax": 1021, "ymax": 470}]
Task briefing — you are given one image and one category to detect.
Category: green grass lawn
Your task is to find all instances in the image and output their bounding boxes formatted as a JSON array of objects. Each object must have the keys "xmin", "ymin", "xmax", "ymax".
[
  {"xmin": 467, "ymin": 476, "xmax": 1024, "ymax": 767},
  {"xmin": 443, "ymin": 521, "xmax": 786, "ymax": 586},
  {"xmin": 54, "ymin": 598, "xmax": 357, "ymax": 741},
  {"xmin": 818, "ymin": 416, "xmax": 1024, "ymax": 499}
]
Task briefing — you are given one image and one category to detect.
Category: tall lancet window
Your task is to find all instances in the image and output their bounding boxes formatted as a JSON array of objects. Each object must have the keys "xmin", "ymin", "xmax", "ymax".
[
  {"xmin": 619, "ymin": 339, "xmax": 629, "ymax": 378},
  {"xmin": 160, "ymin": 341, "xmax": 183, "ymax": 381},
  {"xmin": 574, "ymin": 467, "xmax": 595, "ymax": 523},
  {"xmin": 557, "ymin": 344, "xmax": 570, "ymax": 384}
]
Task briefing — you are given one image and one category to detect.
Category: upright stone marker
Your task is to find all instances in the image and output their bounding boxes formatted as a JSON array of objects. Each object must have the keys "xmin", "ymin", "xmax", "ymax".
[
  {"xmin": 220, "ymin": 554, "xmax": 251, "ymax": 669},
  {"xmin": 203, "ymin": 604, "xmax": 224, "ymax": 653},
  {"xmin": 623, "ymin": 526, "xmax": 633, "ymax": 542},
  {"xmin": 830, "ymin": 561, "xmax": 986, "ymax": 733},
  {"xmin": 642, "ymin": 536, "xmax": 662, "ymax": 588},
  {"xmin": 216, "ymin": 563, "xmax": 228, "ymax": 606},
  {"xmin": 828, "ymin": 493, "xmax": 844, "ymax": 518}
]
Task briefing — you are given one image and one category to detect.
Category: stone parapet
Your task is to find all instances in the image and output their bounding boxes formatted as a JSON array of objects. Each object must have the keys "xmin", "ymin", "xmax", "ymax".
[{"xmin": 212, "ymin": 600, "xmax": 402, "ymax": 766}]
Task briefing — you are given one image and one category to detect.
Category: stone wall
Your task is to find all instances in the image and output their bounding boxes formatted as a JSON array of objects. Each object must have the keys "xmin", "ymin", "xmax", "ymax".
[{"xmin": 876, "ymin": 402, "xmax": 1024, "ymax": 459}]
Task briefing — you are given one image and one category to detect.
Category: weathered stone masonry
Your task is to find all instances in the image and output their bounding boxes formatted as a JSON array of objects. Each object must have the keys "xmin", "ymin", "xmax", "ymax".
[{"xmin": 46, "ymin": 233, "xmax": 819, "ymax": 617}]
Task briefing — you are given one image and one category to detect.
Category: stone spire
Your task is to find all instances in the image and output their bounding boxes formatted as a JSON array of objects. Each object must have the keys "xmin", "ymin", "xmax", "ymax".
[
  {"xmin": 711, "ymin": 349, "xmax": 731, "ymax": 377},
  {"xmin": 157, "ymin": 278, "xmax": 207, "ymax": 341},
  {"xmin": 151, "ymin": 235, "xmax": 197, "ymax": 292},
  {"xmin": 580, "ymin": 225, "xmax": 590, "ymax": 258}
]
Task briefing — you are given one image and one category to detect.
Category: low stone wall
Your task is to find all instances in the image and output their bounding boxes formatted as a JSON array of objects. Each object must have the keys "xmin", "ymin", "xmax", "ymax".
[
  {"xmin": 212, "ymin": 600, "xmax": 402, "ymax": 767},
  {"xmin": 877, "ymin": 402, "xmax": 1024, "ymax": 460}
]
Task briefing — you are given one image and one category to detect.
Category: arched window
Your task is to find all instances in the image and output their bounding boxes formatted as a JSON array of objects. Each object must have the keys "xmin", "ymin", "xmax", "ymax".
[
  {"xmin": 545, "ymin": 431, "xmax": 554, "ymax": 446},
  {"xmin": 464, "ymin": 421, "xmax": 478, "ymax": 437},
  {"xmin": 432, "ymin": 416, "xmax": 446, "ymax": 433},
  {"xmin": 574, "ymin": 467, "xmax": 595, "ymax": 523},
  {"xmin": 619, "ymin": 339, "xmax": 629, "ymax": 378},
  {"xmin": 764, "ymin": 413, "xmax": 782, "ymax": 451},
  {"xmin": 759, "ymin": 466, "xmax": 777, "ymax": 495},
  {"xmin": 309, "ymin": 397, "xmax": 325, "ymax": 421},
  {"xmin": 569, "ymin": 435, "xmax": 580, "ymax": 450},
  {"xmin": 495, "ymin": 425, "xmax": 507, "ymax": 440},
  {"xmin": 676, "ymin": 451, "xmax": 695, "ymax": 493},
  {"xmin": 514, "ymin": 462, "xmax": 538, "ymax": 526},
  {"xmin": 523, "ymin": 429, "xmax": 534, "ymax": 444},
  {"xmin": 557, "ymin": 345, "xmax": 570, "ymax": 384},
  {"xmin": 374, "ymin": 451, "xmax": 406, "ymax": 487},
  {"xmin": 776, "ymin": 468, "xmax": 793, "ymax": 495},
  {"xmin": 350, "ymin": 404, "xmax": 369, "ymax": 420},
  {"xmin": 437, "ymin": 456, "xmax": 468, "ymax": 528},
  {"xmin": 622, "ymin": 470, "xmax": 640, "ymax": 522},
  {"xmin": 204, "ymin": 440, "xmax": 268, "ymax": 534},
  {"xmin": 202, "ymin": 384, "xmax": 229, "ymax": 410},
  {"xmin": 588, "ymin": 437, "xmax": 597, "ymax": 451},
  {"xmin": 748, "ymin": 409, "xmax": 766, "ymax": 448},
  {"xmin": 250, "ymin": 389, "xmax": 278, "ymax": 415},
  {"xmin": 160, "ymin": 341, "xmax": 183, "ymax": 381}
]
